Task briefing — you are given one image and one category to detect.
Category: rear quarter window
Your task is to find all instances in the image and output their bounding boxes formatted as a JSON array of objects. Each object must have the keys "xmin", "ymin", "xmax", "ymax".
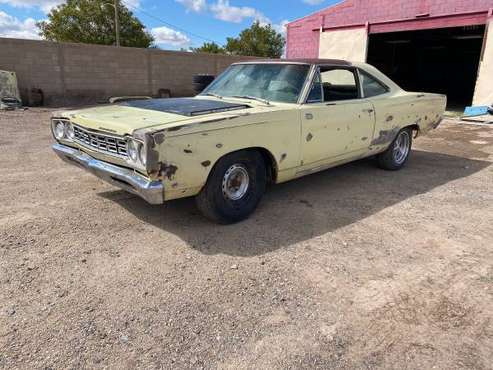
[{"xmin": 360, "ymin": 70, "xmax": 389, "ymax": 98}]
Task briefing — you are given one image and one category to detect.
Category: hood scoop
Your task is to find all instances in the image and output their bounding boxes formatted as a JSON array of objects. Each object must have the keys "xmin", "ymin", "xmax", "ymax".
[{"xmin": 121, "ymin": 98, "xmax": 250, "ymax": 117}]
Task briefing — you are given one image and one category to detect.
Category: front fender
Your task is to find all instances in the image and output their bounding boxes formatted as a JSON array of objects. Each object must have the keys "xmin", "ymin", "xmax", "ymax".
[{"xmin": 142, "ymin": 111, "xmax": 300, "ymax": 201}]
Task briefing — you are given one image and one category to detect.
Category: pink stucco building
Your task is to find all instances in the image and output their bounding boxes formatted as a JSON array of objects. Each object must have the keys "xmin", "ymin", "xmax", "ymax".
[{"xmin": 286, "ymin": 0, "xmax": 493, "ymax": 107}]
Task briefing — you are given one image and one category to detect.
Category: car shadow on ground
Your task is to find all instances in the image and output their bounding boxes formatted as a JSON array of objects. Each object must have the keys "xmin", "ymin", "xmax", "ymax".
[{"xmin": 98, "ymin": 150, "xmax": 491, "ymax": 257}]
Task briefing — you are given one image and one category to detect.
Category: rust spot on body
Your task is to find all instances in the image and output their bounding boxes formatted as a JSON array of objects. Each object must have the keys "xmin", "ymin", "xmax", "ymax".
[
  {"xmin": 280, "ymin": 153, "xmax": 287, "ymax": 162},
  {"xmin": 386, "ymin": 115, "xmax": 394, "ymax": 122},
  {"xmin": 160, "ymin": 163, "xmax": 178, "ymax": 180},
  {"xmin": 201, "ymin": 160, "xmax": 211, "ymax": 167},
  {"xmin": 370, "ymin": 127, "xmax": 400, "ymax": 146},
  {"xmin": 184, "ymin": 149, "xmax": 193, "ymax": 154},
  {"xmin": 153, "ymin": 133, "xmax": 165, "ymax": 144},
  {"xmin": 306, "ymin": 133, "xmax": 313, "ymax": 142}
]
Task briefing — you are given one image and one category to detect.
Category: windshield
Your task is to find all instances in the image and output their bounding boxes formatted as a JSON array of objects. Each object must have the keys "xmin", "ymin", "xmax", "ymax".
[{"xmin": 201, "ymin": 63, "xmax": 310, "ymax": 104}]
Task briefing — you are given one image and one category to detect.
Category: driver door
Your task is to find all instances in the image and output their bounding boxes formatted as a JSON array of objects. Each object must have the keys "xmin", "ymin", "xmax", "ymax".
[{"xmin": 299, "ymin": 66, "xmax": 375, "ymax": 167}]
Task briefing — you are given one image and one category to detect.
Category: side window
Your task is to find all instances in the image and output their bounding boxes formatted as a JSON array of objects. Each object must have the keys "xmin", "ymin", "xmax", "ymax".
[
  {"xmin": 320, "ymin": 68, "xmax": 359, "ymax": 102},
  {"xmin": 306, "ymin": 71, "xmax": 323, "ymax": 103},
  {"xmin": 360, "ymin": 70, "xmax": 389, "ymax": 98}
]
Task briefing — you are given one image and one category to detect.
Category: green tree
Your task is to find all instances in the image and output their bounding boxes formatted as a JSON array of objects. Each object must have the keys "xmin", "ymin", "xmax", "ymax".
[
  {"xmin": 192, "ymin": 42, "xmax": 226, "ymax": 54},
  {"xmin": 37, "ymin": 0, "xmax": 154, "ymax": 48},
  {"xmin": 225, "ymin": 21, "xmax": 285, "ymax": 58}
]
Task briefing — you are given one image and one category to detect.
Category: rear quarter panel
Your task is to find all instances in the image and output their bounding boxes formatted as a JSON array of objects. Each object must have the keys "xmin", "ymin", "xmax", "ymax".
[{"xmin": 368, "ymin": 91, "xmax": 446, "ymax": 154}]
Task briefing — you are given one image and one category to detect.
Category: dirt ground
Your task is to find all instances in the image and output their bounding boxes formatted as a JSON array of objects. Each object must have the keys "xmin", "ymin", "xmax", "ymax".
[{"xmin": 1, "ymin": 109, "xmax": 492, "ymax": 369}]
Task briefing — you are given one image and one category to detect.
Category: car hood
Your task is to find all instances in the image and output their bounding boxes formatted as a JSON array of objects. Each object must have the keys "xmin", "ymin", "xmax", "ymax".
[{"xmin": 59, "ymin": 98, "xmax": 253, "ymax": 136}]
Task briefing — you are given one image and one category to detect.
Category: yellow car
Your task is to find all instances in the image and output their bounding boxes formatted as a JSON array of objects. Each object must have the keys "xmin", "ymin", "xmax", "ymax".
[{"xmin": 52, "ymin": 59, "xmax": 446, "ymax": 223}]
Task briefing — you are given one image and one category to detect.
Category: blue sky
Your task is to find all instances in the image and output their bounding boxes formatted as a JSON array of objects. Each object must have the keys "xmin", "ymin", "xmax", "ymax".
[{"xmin": 0, "ymin": 0, "xmax": 340, "ymax": 49}]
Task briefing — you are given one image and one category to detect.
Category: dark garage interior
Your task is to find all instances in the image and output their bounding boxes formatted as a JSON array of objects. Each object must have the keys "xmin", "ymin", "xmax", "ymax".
[{"xmin": 367, "ymin": 25, "xmax": 485, "ymax": 111}]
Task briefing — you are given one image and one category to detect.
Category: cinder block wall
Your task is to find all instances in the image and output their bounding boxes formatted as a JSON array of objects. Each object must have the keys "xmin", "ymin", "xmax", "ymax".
[{"xmin": 0, "ymin": 37, "xmax": 258, "ymax": 105}]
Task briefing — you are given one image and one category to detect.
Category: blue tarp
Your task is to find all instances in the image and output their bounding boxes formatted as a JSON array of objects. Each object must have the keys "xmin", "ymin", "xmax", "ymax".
[{"xmin": 464, "ymin": 106, "xmax": 490, "ymax": 117}]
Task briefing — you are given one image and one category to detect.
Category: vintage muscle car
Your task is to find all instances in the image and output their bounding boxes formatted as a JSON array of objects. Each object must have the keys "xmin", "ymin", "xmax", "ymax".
[{"xmin": 52, "ymin": 59, "xmax": 446, "ymax": 223}]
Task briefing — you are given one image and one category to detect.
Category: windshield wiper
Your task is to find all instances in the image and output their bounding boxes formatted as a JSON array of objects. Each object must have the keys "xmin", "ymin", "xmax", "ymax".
[
  {"xmin": 232, "ymin": 95, "xmax": 270, "ymax": 105},
  {"xmin": 202, "ymin": 92, "xmax": 223, "ymax": 99}
]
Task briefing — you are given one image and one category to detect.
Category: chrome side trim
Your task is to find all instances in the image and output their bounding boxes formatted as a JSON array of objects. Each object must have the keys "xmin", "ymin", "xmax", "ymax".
[{"xmin": 52, "ymin": 143, "xmax": 164, "ymax": 205}]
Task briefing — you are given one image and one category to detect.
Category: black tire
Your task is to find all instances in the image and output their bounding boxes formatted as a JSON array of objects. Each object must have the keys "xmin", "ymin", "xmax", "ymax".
[
  {"xmin": 193, "ymin": 75, "xmax": 215, "ymax": 94},
  {"xmin": 192, "ymin": 74, "xmax": 215, "ymax": 84},
  {"xmin": 193, "ymin": 82, "xmax": 209, "ymax": 94},
  {"xmin": 195, "ymin": 150, "xmax": 266, "ymax": 224},
  {"xmin": 157, "ymin": 88, "xmax": 171, "ymax": 98},
  {"xmin": 377, "ymin": 128, "xmax": 413, "ymax": 171}
]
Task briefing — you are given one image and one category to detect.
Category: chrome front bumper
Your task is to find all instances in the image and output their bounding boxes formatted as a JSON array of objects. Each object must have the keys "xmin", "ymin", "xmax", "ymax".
[{"xmin": 52, "ymin": 143, "xmax": 164, "ymax": 205}]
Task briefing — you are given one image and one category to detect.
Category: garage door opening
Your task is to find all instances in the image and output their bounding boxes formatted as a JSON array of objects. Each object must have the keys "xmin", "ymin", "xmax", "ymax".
[{"xmin": 367, "ymin": 25, "xmax": 485, "ymax": 111}]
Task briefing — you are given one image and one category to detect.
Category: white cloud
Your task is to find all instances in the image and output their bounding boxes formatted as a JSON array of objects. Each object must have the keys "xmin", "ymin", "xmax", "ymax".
[
  {"xmin": 302, "ymin": 0, "xmax": 325, "ymax": 4},
  {"xmin": 0, "ymin": 0, "xmax": 141, "ymax": 13},
  {"xmin": 151, "ymin": 26, "xmax": 190, "ymax": 47},
  {"xmin": 175, "ymin": 0, "xmax": 206, "ymax": 12},
  {"xmin": 0, "ymin": 0, "xmax": 63, "ymax": 13},
  {"xmin": 272, "ymin": 19, "xmax": 289, "ymax": 36},
  {"xmin": 0, "ymin": 10, "xmax": 40, "ymax": 39},
  {"xmin": 122, "ymin": 0, "xmax": 141, "ymax": 10},
  {"xmin": 210, "ymin": 0, "xmax": 268, "ymax": 24}
]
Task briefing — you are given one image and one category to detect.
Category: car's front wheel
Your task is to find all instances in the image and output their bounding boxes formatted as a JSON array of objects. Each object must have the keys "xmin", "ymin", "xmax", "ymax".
[
  {"xmin": 195, "ymin": 150, "xmax": 266, "ymax": 224},
  {"xmin": 377, "ymin": 128, "xmax": 413, "ymax": 171}
]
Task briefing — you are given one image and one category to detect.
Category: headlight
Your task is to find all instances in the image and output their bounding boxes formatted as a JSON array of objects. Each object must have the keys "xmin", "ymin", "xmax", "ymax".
[
  {"xmin": 66, "ymin": 122, "xmax": 75, "ymax": 140},
  {"xmin": 127, "ymin": 139, "xmax": 139, "ymax": 162},
  {"xmin": 138, "ymin": 144, "xmax": 147, "ymax": 166},
  {"xmin": 53, "ymin": 120, "xmax": 65, "ymax": 140}
]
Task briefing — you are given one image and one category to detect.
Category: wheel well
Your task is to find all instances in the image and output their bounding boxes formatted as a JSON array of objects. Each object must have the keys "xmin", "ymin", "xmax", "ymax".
[
  {"xmin": 405, "ymin": 123, "xmax": 420, "ymax": 137},
  {"xmin": 246, "ymin": 147, "xmax": 278, "ymax": 185},
  {"xmin": 210, "ymin": 147, "xmax": 278, "ymax": 185}
]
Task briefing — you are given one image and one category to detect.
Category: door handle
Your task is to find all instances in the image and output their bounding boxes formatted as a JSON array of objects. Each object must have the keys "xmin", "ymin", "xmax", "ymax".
[{"xmin": 305, "ymin": 113, "xmax": 314, "ymax": 120}]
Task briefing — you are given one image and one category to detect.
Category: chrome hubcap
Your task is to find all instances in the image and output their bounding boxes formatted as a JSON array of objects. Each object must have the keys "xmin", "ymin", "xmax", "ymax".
[
  {"xmin": 393, "ymin": 131, "xmax": 410, "ymax": 165},
  {"xmin": 222, "ymin": 164, "xmax": 249, "ymax": 201}
]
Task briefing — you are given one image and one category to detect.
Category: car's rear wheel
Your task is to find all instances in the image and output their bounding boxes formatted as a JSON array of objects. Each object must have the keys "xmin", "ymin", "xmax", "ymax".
[
  {"xmin": 377, "ymin": 128, "xmax": 413, "ymax": 170},
  {"xmin": 195, "ymin": 150, "xmax": 266, "ymax": 224}
]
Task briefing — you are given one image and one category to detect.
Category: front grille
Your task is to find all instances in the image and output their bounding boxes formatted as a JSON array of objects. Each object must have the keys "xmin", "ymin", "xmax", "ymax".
[{"xmin": 73, "ymin": 125, "xmax": 128, "ymax": 158}]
